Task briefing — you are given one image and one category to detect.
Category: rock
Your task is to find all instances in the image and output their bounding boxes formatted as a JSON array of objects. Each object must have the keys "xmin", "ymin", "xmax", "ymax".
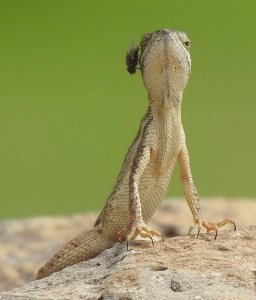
[
  {"xmin": 0, "ymin": 226, "xmax": 256, "ymax": 300},
  {"xmin": 0, "ymin": 213, "xmax": 96, "ymax": 292},
  {"xmin": 0, "ymin": 199, "xmax": 256, "ymax": 299}
]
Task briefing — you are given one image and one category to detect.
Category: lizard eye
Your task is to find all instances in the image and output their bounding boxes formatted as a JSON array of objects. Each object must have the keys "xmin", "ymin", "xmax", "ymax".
[{"xmin": 183, "ymin": 41, "xmax": 191, "ymax": 48}]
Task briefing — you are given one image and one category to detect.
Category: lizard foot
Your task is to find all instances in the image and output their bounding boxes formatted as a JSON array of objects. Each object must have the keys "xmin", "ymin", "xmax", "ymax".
[
  {"xmin": 118, "ymin": 221, "xmax": 164, "ymax": 248},
  {"xmin": 188, "ymin": 217, "xmax": 236, "ymax": 240}
]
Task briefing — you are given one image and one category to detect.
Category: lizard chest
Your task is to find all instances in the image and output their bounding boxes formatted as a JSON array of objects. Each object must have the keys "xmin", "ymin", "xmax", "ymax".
[{"xmin": 150, "ymin": 119, "xmax": 183, "ymax": 175}]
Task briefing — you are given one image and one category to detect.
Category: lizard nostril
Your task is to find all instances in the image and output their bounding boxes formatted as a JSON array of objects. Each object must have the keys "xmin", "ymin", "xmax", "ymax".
[{"xmin": 161, "ymin": 29, "xmax": 170, "ymax": 35}]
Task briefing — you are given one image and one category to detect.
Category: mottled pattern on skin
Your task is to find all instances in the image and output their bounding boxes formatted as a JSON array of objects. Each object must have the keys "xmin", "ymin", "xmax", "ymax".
[{"xmin": 37, "ymin": 29, "xmax": 235, "ymax": 280}]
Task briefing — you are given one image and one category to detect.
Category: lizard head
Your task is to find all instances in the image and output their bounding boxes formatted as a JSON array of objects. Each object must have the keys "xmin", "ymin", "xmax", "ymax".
[{"xmin": 138, "ymin": 29, "xmax": 191, "ymax": 100}]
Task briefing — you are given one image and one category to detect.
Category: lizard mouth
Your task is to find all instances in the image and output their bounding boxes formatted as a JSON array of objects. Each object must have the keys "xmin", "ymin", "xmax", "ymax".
[
  {"xmin": 135, "ymin": 29, "xmax": 192, "ymax": 99},
  {"xmin": 126, "ymin": 29, "xmax": 191, "ymax": 85},
  {"xmin": 139, "ymin": 29, "xmax": 191, "ymax": 73}
]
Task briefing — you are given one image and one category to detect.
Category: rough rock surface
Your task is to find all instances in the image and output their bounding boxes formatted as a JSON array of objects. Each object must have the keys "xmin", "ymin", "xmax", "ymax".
[
  {"xmin": 0, "ymin": 213, "xmax": 96, "ymax": 292},
  {"xmin": 1, "ymin": 226, "xmax": 256, "ymax": 300},
  {"xmin": 0, "ymin": 199, "xmax": 256, "ymax": 299}
]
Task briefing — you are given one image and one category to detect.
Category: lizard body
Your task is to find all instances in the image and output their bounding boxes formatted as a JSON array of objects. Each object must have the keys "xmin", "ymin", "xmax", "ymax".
[{"xmin": 37, "ymin": 29, "xmax": 235, "ymax": 279}]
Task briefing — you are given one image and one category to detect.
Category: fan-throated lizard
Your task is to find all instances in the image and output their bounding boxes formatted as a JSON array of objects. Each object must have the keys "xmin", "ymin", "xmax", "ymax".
[{"xmin": 37, "ymin": 29, "xmax": 236, "ymax": 279}]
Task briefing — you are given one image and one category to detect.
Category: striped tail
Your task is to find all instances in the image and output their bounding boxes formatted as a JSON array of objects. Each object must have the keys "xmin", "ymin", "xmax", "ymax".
[{"xmin": 36, "ymin": 226, "xmax": 113, "ymax": 279}]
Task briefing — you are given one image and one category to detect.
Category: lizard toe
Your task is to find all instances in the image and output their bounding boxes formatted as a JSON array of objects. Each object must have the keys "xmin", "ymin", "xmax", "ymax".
[
  {"xmin": 125, "ymin": 223, "xmax": 163, "ymax": 244},
  {"xmin": 189, "ymin": 217, "xmax": 236, "ymax": 240}
]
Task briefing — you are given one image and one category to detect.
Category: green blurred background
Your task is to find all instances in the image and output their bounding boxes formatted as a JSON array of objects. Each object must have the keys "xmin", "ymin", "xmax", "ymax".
[{"xmin": 0, "ymin": 0, "xmax": 255, "ymax": 218}]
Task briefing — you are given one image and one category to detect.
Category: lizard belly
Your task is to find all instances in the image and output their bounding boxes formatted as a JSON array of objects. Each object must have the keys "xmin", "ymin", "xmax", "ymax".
[
  {"xmin": 101, "ymin": 122, "xmax": 182, "ymax": 237},
  {"xmin": 102, "ymin": 165, "xmax": 174, "ymax": 238},
  {"xmin": 139, "ymin": 157, "xmax": 176, "ymax": 223}
]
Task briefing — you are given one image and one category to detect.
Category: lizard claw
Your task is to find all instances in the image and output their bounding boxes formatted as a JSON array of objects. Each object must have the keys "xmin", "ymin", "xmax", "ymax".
[
  {"xmin": 189, "ymin": 217, "xmax": 236, "ymax": 240},
  {"xmin": 118, "ymin": 221, "xmax": 163, "ymax": 246},
  {"xmin": 126, "ymin": 235, "xmax": 155, "ymax": 251}
]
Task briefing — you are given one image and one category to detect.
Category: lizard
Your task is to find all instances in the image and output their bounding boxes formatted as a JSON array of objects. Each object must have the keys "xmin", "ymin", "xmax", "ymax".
[{"xmin": 37, "ymin": 29, "xmax": 236, "ymax": 279}]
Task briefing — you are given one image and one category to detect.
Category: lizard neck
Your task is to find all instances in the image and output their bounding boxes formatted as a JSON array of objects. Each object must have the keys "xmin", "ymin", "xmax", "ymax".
[
  {"xmin": 148, "ymin": 87, "xmax": 182, "ymax": 123},
  {"xmin": 148, "ymin": 91, "xmax": 183, "ymax": 173}
]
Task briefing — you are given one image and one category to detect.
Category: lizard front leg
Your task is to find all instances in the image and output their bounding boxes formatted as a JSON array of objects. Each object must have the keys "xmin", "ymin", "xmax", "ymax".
[
  {"xmin": 178, "ymin": 144, "xmax": 236, "ymax": 239},
  {"xmin": 119, "ymin": 145, "xmax": 162, "ymax": 244}
]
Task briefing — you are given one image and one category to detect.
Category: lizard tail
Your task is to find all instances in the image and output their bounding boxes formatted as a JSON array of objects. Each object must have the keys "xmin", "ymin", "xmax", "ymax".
[{"xmin": 36, "ymin": 226, "xmax": 113, "ymax": 279}]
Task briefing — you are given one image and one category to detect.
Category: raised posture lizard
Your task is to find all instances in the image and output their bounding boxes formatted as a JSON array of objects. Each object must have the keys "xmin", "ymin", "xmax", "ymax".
[{"xmin": 37, "ymin": 29, "xmax": 235, "ymax": 279}]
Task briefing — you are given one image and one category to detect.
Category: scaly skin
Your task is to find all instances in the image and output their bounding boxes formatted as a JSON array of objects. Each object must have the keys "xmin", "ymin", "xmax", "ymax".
[{"xmin": 37, "ymin": 29, "xmax": 235, "ymax": 279}]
